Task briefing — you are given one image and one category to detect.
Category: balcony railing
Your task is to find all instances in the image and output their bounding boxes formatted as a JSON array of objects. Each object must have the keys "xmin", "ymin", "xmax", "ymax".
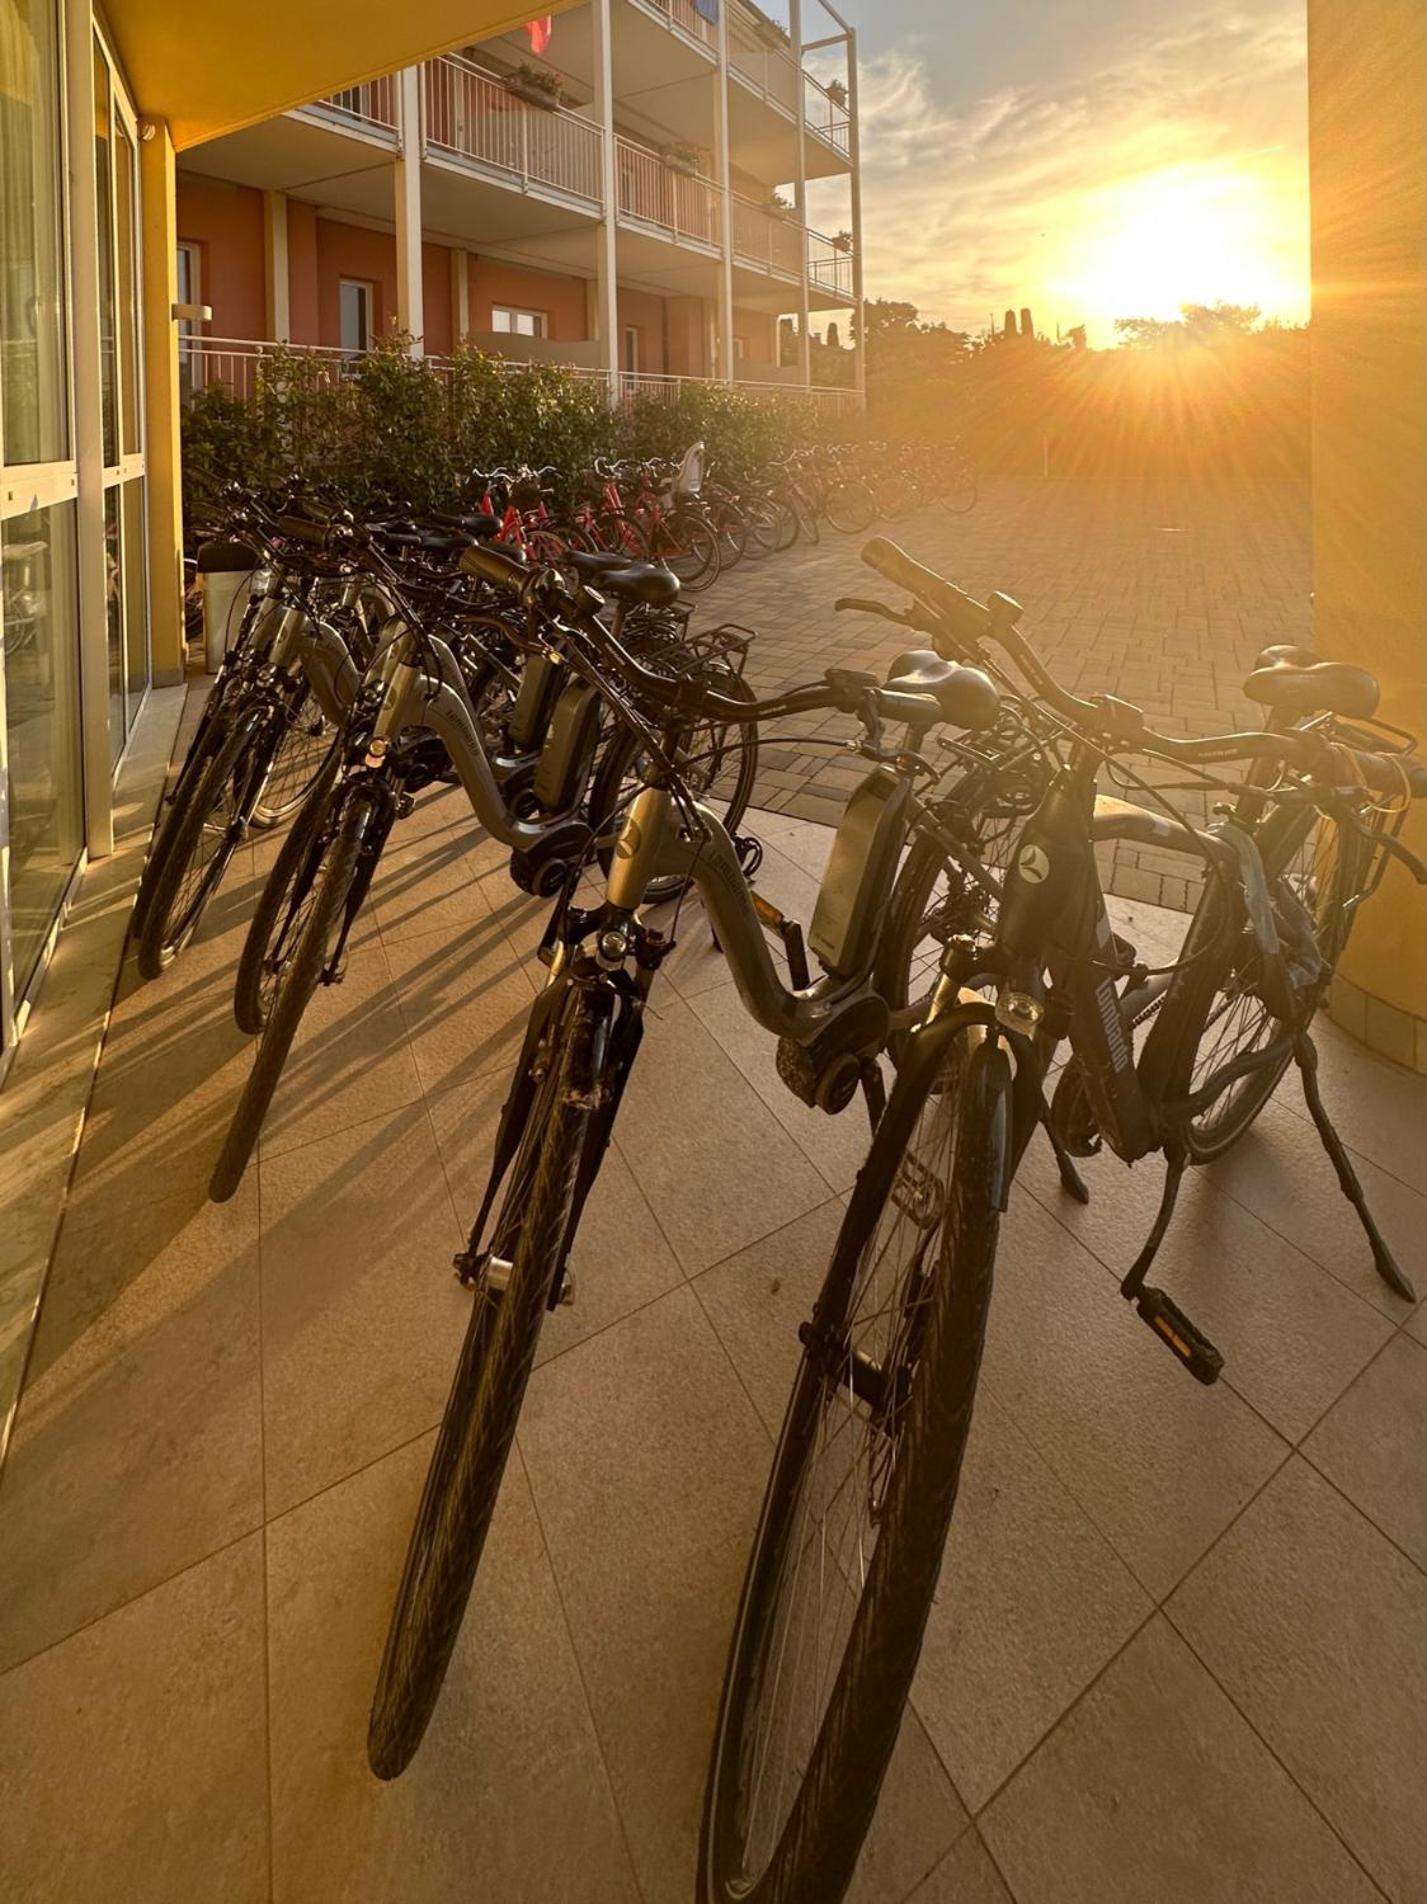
[
  {"xmin": 178, "ymin": 336, "xmax": 862, "ymax": 413},
  {"xmin": 616, "ymin": 139, "xmax": 721, "ymax": 247},
  {"xmin": 731, "ymin": 194, "xmax": 804, "ymax": 276},
  {"xmin": 727, "ymin": 7, "xmax": 799, "ymax": 114},
  {"xmin": 807, "ymin": 234, "xmax": 854, "ymax": 298},
  {"xmin": 423, "ymin": 58, "xmax": 604, "ymax": 204},
  {"xmin": 636, "ymin": 0, "xmax": 719, "ymax": 53},
  {"xmin": 308, "ymin": 78, "xmax": 398, "ymax": 134},
  {"xmin": 802, "ymin": 73, "xmax": 851, "ymax": 156}
]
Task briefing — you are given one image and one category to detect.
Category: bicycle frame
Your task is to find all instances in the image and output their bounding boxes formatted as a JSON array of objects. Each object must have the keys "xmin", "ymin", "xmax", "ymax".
[{"xmin": 994, "ymin": 742, "xmax": 1274, "ymax": 1165}]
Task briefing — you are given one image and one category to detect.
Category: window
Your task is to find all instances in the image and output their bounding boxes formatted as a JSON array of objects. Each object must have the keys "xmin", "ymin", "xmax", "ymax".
[
  {"xmin": 733, "ymin": 336, "xmax": 746, "ymax": 361},
  {"xmin": 624, "ymin": 326, "xmax": 639, "ymax": 374},
  {"xmin": 491, "ymin": 306, "xmax": 547, "ymax": 338},
  {"xmin": 340, "ymin": 279, "xmax": 374, "ymax": 355},
  {"xmin": 176, "ymin": 243, "xmax": 202, "ymax": 399},
  {"xmin": 0, "ymin": 0, "xmax": 69, "ymax": 464}
]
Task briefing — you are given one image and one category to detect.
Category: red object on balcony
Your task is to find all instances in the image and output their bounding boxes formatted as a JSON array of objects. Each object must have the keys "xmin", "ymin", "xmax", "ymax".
[{"xmin": 525, "ymin": 16, "xmax": 553, "ymax": 54}]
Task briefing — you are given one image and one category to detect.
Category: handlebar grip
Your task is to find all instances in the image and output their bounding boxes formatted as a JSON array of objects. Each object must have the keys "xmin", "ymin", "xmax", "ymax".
[
  {"xmin": 277, "ymin": 514, "xmax": 341, "ymax": 547},
  {"xmin": 861, "ymin": 538, "xmax": 991, "ymax": 637},
  {"xmin": 1336, "ymin": 744, "xmax": 1427, "ymax": 801}
]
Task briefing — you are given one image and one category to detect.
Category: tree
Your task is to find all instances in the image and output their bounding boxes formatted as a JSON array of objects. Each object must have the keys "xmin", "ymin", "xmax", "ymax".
[{"xmin": 1114, "ymin": 301, "xmax": 1263, "ymax": 349}]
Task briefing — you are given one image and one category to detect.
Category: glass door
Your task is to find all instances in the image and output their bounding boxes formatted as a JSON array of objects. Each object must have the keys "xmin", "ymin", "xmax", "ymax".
[
  {"xmin": 1, "ymin": 0, "xmax": 82, "ymax": 1054},
  {"xmin": 94, "ymin": 28, "xmax": 149, "ymax": 768}
]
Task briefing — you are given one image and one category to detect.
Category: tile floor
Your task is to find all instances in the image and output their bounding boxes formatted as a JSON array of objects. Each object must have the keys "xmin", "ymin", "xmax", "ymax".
[{"xmin": 0, "ymin": 781, "xmax": 1423, "ymax": 1904}]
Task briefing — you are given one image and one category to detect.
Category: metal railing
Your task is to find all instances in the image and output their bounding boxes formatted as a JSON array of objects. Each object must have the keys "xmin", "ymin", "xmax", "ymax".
[
  {"xmin": 807, "ymin": 234, "xmax": 854, "ymax": 298},
  {"xmin": 727, "ymin": 6, "xmax": 799, "ymax": 113},
  {"xmin": 730, "ymin": 194, "xmax": 804, "ymax": 276},
  {"xmin": 615, "ymin": 139, "xmax": 722, "ymax": 247},
  {"xmin": 802, "ymin": 72, "xmax": 851, "ymax": 156},
  {"xmin": 636, "ymin": 0, "xmax": 719, "ymax": 53},
  {"xmin": 423, "ymin": 57, "xmax": 604, "ymax": 204},
  {"xmin": 178, "ymin": 336, "xmax": 862, "ymax": 413},
  {"xmin": 306, "ymin": 77, "xmax": 398, "ymax": 134},
  {"xmin": 178, "ymin": 336, "xmax": 356, "ymax": 404}
]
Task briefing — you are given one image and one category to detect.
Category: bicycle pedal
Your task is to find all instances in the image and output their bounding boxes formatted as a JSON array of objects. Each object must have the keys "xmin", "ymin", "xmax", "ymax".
[{"xmin": 1134, "ymin": 1286, "xmax": 1223, "ymax": 1385}]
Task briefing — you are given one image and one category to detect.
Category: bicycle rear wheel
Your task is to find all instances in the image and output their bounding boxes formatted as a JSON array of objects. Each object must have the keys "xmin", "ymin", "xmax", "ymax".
[
  {"xmin": 367, "ymin": 987, "xmax": 607, "ymax": 1778},
  {"xmin": 233, "ymin": 746, "xmax": 344, "ymax": 1034},
  {"xmin": 700, "ymin": 1024, "xmax": 1008, "ymax": 1904},
  {"xmin": 250, "ymin": 682, "xmax": 332, "ymax": 829},
  {"xmin": 1147, "ymin": 801, "xmax": 1365, "ymax": 1161}
]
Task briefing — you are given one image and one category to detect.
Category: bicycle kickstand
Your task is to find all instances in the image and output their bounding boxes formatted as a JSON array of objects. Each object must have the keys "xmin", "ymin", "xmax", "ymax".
[
  {"xmin": 1292, "ymin": 1032, "xmax": 1417, "ymax": 1302},
  {"xmin": 1040, "ymin": 1103, "xmax": 1090, "ymax": 1204}
]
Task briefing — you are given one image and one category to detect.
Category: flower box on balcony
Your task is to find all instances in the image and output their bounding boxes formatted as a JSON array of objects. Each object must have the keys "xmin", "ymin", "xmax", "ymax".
[
  {"xmin": 665, "ymin": 143, "xmax": 702, "ymax": 177},
  {"xmin": 753, "ymin": 16, "xmax": 789, "ymax": 49},
  {"xmin": 825, "ymin": 79, "xmax": 848, "ymax": 109},
  {"xmin": 505, "ymin": 66, "xmax": 563, "ymax": 110},
  {"xmin": 765, "ymin": 192, "xmax": 796, "ymax": 220},
  {"xmin": 831, "ymin": 230, "xmax": 853, "ymax": 253}
]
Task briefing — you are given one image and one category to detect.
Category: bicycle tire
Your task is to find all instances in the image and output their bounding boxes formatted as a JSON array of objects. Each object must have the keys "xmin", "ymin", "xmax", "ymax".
[
  {"xmin": 700, "ymin": 1025, "xmax": 1009, "ymax": 1904},
  {"xmin": 822, "ymin": 480, "xmax": 878, "ymax": 537},
  {"xmin": 209, "ymin": 783, "xmax": 376, "ymax": 1201},
  {"xmin": 367, "ymin": 988, "xmax": 606, "ymax": 1778},
  {"xmin": 250, "ymin": 681, "xmax": 332, "ymax": 830},
  {"xmin": 1144, "ymin": 801, "xmax": 1364, "ymax": 1161},
  {"xmin": 136, "ymin": 705, "xmax": 269, "ymax": 980},
  {"xmin": 232, "ymin": 744, "xmax": 344, "ymax": 1035},
  {"xmin": 595, "ymin": 510, "xmax": 649, "ymax": 560},
  {"xmin": 653, "ymin": 508, "xmax": 722, "ymax": 593}
]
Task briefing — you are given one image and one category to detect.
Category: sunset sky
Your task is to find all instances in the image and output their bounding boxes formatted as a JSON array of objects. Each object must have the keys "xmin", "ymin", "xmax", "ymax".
[{"xmin": 805, "ymin": 0, "xmax": 1311, "ymax": 345}]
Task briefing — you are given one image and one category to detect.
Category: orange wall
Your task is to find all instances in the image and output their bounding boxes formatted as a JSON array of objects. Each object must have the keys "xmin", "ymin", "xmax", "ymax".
[
  {"xmin": 423, "ymin": 244, "xmax": 453, "ymax": 356},
  {"xmin": 467, "ymin": 257, "xmax": 590, "ymax": 342},
  {"xmin": 175, "ymin": 176, "xmax": 266, "ymax": 340},
  {"xmin": 315, "ymin": 219, "xmax": 396, "ymax": 347},
  {"xmin": 617, "ymin": 287, "xmax": 667, "ymax": 373},
  {"xmin": 734, "ymin": 307, "xmax": 777, "ymax": 363},
  {"xmin": 665, "ymin": 296, "xmax": 710, "ymax": 377},
  {"xmin": 289, "ymin": 201, "xmax": 320, "ymax": 345}
]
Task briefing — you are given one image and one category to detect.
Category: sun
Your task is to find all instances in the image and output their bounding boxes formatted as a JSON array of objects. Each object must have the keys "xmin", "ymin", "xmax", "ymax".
[{"xmin": 1045, "ymin": 162, "xmax": 1308, "ymax": 339}]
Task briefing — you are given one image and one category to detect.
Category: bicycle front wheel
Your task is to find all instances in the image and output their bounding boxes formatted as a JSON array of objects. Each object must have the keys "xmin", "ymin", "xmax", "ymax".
[
  {"xmin": 367, "ymin": 987, "xmax": 609, "ymax": 1779},
  {"xmin": 701, "ymin": 1024, "xmax": 1009, "ymax": 1904}
]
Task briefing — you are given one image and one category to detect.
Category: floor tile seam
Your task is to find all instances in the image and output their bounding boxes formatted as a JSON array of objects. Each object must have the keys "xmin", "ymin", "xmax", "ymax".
[
  {"xmin": 1294, "ymin": 1394, "xmax": 1427, "ymax": 1583},
  {"xmin": 508, "ymin": 1439, "xmax": 653, "ymax": 1904},
  {"xmin": 1273, "ymin": 1089, "xmax": 1424, "ymax": 1196},
  {"xmin": 885, "ymin": 1814, "xmax": 983, "ymax": 1904},
  {"xmin": 257, "ymin": 1084, "xmax": 442, "ymax": 1172},
  {"xmin": 1159, "ymin": 1574, "xmax": 1397, "ymax": 1904},
  {"xmin": 254, "ymin": 1147, "xmax": 277, "ymax": 1904},
  {"xmin": 0, "ymin": 1517, "xmax": 262, "ymax": 1686},
  {"xmin": 1011, "ymin": 1170, "xmax": 1381, "ymax": 1452}
]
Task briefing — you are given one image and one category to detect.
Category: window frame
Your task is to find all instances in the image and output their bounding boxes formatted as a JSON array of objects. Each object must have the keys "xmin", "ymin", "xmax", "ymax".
[
  {"xmin": 490, "ymin": 305, "xmax": 549, "ymax": 339},
  {"xmin": 339, "ymin": 278, "xmax": 376, "ymax": 355}
]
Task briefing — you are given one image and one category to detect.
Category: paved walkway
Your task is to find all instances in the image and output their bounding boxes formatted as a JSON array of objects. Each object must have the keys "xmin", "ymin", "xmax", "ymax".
[
  {"xmin": 709, "ymin": 476, "xmax": 1312, "ymax": 911},
  {"xmin": 1, "ymin": 759, "xmax": 1422, "ymax": 1903}
]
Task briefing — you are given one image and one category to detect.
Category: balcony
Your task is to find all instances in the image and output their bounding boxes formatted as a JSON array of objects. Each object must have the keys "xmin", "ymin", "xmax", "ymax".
[
  {"xmin": 731, "ymin": 193, "xmax": 803, "ymax": 279},
  {"xmin": 423, "ymin": 56, "xmax": 604, "ymax": 209},
  {"xmin": 631, "ymin": 0, "xmax": 718, "ymax": 56},
  {"xmin": 616, "ymin": 139, "xmax": 722, "ymax": 251},
  {"xmin": 807, "ymin": 232, "xmax": 854, "ymax": 301},
  {"xmin": 301, "ymin": 77, "xmax": 398, "ymax": 140}
]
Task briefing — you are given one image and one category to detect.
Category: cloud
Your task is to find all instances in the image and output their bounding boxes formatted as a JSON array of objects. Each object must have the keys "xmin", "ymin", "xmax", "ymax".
[{"xmin": 814, "ymin": 4, "xmax": 1309, "ymax": 340}]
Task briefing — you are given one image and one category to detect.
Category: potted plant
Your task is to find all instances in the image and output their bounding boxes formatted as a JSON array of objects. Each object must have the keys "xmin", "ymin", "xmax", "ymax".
[
  {"xmin": 665, "ymin": 140, "xmax": 702, "ymax": 177},
  {"xmin": 765, "ymin": 189, "xmax": 795, "ymax": 220},
  {"xmin": 831, "ymin": 229, "xmax": 853, "ymax": 252},
  {"xmin": 752, "ymin": 9, "xmax": 789, "ymax": 48},
  {"xmin": 505, "ymin": 62, "xmax": 564, "ymax": 110},
  {"xmin": 825, "ymin": 78, "xmax": 848, "ymax": 108}
]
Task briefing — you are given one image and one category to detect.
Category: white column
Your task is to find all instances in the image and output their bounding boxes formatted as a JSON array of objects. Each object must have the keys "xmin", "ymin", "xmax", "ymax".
[
  {"xmin": 791, "ymin": 0, "xmax": 812, "ymax": 388},
  {"xmin": 847, "ymin": 27, "xmax": 865, "ymax": 405},
  {"xmin": 592, "ymin": 0, "xmax": 621, "ymax": 403},
  {"xmin": 394, "ymin": 66, "xmax": 425, "ymax": 354},
  {"xmin": 451, "ymin": 246, "xmax": 470, "ymax": 344},
  {"xmin": 715, "ymin": 3, "xmax": 736, "ymax": 383},
  {"xmin": 64, "ymin": 0, "xmax": 112, "ymax": 859},
  {"xmin": 263, "ymin": 191, "xmax": 291, "ymax": 342}
]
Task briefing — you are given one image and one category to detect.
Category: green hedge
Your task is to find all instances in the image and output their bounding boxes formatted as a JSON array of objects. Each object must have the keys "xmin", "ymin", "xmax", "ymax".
[{"xmin": 181, "ymin": 336, "xmax": 842, "ymax": 525}]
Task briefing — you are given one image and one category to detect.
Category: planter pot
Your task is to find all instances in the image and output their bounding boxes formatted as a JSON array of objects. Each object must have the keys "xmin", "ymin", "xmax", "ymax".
[
  {"xmin": 505, "ymin": 77, "xmax": 560, "ymax": 110},
  {"xmin": 667, "ymin": 155, "xmax": 699, "ymax": 177},
  {"xmin": 754, "ymin": 21, "xmax": 786, "ymax": 48}
]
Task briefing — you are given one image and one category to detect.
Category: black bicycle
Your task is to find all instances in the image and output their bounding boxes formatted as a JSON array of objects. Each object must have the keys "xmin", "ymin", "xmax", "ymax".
[{"xmin": 699, "ymin": 541, "xmax": 1427, "ymax": 1904}]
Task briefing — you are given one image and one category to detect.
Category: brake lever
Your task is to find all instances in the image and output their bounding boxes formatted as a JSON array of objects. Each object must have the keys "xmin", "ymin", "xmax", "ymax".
[
  {"xmin": 834, "ymin": 596, "xmax": 914, "ymax": 623},
  {"xmin": 1375, "ymin": 828, "xmax": 1427, "ymax": 886}
]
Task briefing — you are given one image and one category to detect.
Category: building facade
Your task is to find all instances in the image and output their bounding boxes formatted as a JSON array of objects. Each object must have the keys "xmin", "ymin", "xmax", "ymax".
[{"xmin": 171, "ymin": 0, "xmax": 862, "ymax": 407}]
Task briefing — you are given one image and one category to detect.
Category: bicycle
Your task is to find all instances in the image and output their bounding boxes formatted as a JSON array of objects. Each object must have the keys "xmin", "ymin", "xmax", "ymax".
[
  {"xmin": 698, "ymin": 539, "xmax": 1426, "ymax": 1904},
  {"xmin": 364, "ymin": 576, "xmax": 1002, "ymax": 1781}
]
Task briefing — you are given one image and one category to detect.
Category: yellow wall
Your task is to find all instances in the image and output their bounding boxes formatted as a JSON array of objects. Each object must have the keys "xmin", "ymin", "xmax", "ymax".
[{"xmin": 1308, "ymin": 0, "xmax": 1427, "ymax": 1028}]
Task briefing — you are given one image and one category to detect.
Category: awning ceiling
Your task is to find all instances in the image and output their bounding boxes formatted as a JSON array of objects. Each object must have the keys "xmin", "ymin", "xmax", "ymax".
[{"xmin": 100, "ymin": 0, "xmax": 578, "ymax": 150}]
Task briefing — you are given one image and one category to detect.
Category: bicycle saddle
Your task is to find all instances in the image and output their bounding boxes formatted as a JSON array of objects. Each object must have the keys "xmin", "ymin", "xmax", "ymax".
[
  {"xmin": 884, "ymin": 647, "xmax": 1000, "ymax": 730},
  {"xmin": 567, "ymin": 549, "xmax": 633, "ymax": 578},
  {"xmin": 428, "ymin": 511, "xmax": 503, "ymax": 539},
  {"xmin": 593, "ymin": 563, "xmax": 681, "ymax": 609},
  {"xmin": 1244, "ymin": 644, "xmax": 1380, "ymax": 720}
]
